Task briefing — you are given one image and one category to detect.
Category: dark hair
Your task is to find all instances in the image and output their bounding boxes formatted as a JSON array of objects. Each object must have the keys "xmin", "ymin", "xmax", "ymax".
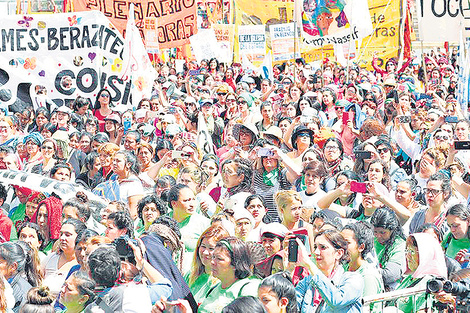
[
  {"xmin": 168, "ymin": 184, "xmax": 191, "ymax": 208},
  {"xmin": 69, "ymin": 271, "xmax": 96, "ymax": 307},
  {"xmin": 40, "ymin": 123, "xmax": 56, "ymax": 135},
  {"xmin": 0, "ymin": 183, "xmax": 6, "ymax": 203},
  {"xmin": 323, "ymin": 137, "xmax": 344, "ymax": 158},
  {"xmin": 137, "ymin": 194, "xmax": 168, "ymax": 222},
  {"xmin": 107, "ymin": 211, "xmax": 134, "ymax": 237},
  {"xmin": 62, "ymin": 219, "xmax": 87, "ymax": 245},
  {"xmin": 259, "ymin": 272, "xmax": 297, "ymax": 313},
  {"xmin": 302, "ymin": 160, "xmax": 328, "ymax": 178},
  {"xmin": 222, "ymin": 296, "xmax": 267, "ymax": 313},
  {"xmin": 342, "ymin": 221, "xmax": 374, "ymax": 259},
  {"xmin": 446, "ymin": 204, "xmax": 470, "ymax": 239},
  {"xmin": 277, "ymin": 116, "xmax": 292, "ymax": 127},
  {"xmin": 50, "ymin": 162, "xmax": 72, "ymax": 178},
  {"xmin": 126, "ymin": 130, "xmax": 141, "ymax": 144},
  {"xmin": 370, "ymin": 207, "xmax": 405, "ymax": 265},
  {"xmin": 94, "ymin": 89, "xmax": 112, "ymax": 110},
  {"xmin": 155, "ymin": 139, "xmax": 173, "ymax": 160},
  {"xmin": 315, "ymin": 229, "xmax": 349, "ymax": 263},
  {"xmin": 19, "ymin": 286, "xmax": 55, "ymax": 313},
  {"xmin": 91, "ymin": 132, "xmax": 110, "ymax": 145},
  {"xmin": 88, "ymin": 246, "xmax": 121, "ymax": 288},
  {"xmin": 417, "ymin": 223, "xmax": 443, "ymax": 242},
  {"xmin": 220, "ymin": 158, "xmax": 253, "ymax": 195},
  {"xmin": 428, "ymin": 172, "xmax": 452, "ymax": 201},
  {"xmin": 114, "ymin": 150, "xmax": 141, "ymax": 176},
  {"xmin": 156, "ymin": 175, "xmax": 177, "ymax": 202},
  {"xmin": 295, "ymin": 96, "xmax": 313, "ymax": 116},
  {"xmin": 17, "ymin": 222, "xmax": 45, "ymax": 250},
  {"xmin": 244, "ymin": 194, "xmax": 266, "ymax": 209},
  {"xmin": 368, "ymin": 159, "xmax": 391, "ymax": 189},
  {"xmin": 0, "ymin": 241, "xmax": 41, "ymax": 286},
  {"xmin": 216, "ymin": 237, "xmax": 252, "ymax": 279},
  {"xmin": 84, "ymin": 151, "xmax": 99, "ymax": 171},
  {"xmin": 153, "ymin": 215, "xmax": 181, "ymax": 239},
  {"xmin": 75, "ymin": 229, "xmax": 99, "ymax": 247},
  {"xmin": 63, "ymin": 192, "xmax": 91, "ymax": 222},
  {"xmin": 72, "ymin": 96, "xmax": 91, "ymax": 112}
]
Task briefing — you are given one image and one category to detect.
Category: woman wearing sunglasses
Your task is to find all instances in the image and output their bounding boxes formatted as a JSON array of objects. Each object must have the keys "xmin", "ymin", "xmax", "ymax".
[{"xmin": 93, "ymin": 89, "xmax": 113, "ymax": 132}]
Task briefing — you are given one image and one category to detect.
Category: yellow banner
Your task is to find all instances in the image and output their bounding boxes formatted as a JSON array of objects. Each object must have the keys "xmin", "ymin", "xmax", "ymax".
[{"xmin": 302, "ymin": 0, "xmax": 401, "ymax": 70}]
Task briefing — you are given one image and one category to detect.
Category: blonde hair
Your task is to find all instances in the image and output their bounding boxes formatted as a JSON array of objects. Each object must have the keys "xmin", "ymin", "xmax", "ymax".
[
  {"xmin": 274, "ymin": 190, "xmax": 302, "ymax": 221},
  {"xmin": 97, "ymin": 143, "xmax": 120, "ymax": 156}
]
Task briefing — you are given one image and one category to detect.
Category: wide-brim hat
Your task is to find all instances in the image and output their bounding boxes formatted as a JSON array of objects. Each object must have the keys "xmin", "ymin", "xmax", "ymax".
[
  {"xmin": 104, "ymin": 113, "xmax": 121, "ymax": 124},
  {"xmin": 263, "ymin": 126, "xmax": 283, "ymax": 143},
  {"xmin": 233, "ymin": 123, "xmax": 258, "ymax": 144},
  {"xmin": 291, "ymin": 125, "xmax": 314, "ymax": 150}
]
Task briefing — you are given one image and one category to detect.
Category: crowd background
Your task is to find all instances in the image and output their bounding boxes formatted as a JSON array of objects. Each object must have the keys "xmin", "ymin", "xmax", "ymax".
[{"xmin": 0, "ymin": 47, "xmax": 469, "ymax": 313}]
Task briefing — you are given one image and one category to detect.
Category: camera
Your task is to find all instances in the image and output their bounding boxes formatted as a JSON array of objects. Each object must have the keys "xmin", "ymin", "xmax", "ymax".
[
  {"xmin": 112, "ymin": 235, "xmax": 138, "ymax": 263},
  {"xmin": 427, "ymin": 277, "xmax": 446, "ymax": 293}
]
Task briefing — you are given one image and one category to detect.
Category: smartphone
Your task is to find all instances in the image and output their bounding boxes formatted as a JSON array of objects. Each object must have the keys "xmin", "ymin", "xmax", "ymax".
[
  {"xmin": 444, "ymin": 116, "xmax": 459, "ymax": 123},
  {"xmin": 123, "ymin": 117, "xmax": 131, "ymax": 133},
  {"xmin": 455, "ymin": 141, "xmax": 470, "ymax": 150},
  {"xmin": 188, "ymin": 69, "xmax": 200, "ymax": 76},
  {"xmin": 350, "ymin": 181, "xmax": 368, "ymax": 193},
  {"xmin": 342, "ymin": 111, "xmax": 353, "ymax": 125},
  {"xmin": 397, "ymin": 115, "xmax": 411, "ymax": 123},
  {"xmin": 168, "ymin": 106, "xmax": 177, "ymax": 114},
  {"xmin": 172, "ymin": 151, "xmax": 190, "ymax": 159},
  {"xmin": 300, "ymin": 115, "xmax": 313, "ymax": 124},
  {"xmin": 288, "ymin": 239, "xmax": 298, "ymax": 263},
  {"xmin": 257, "ymin": 148, "xmax": 274, "ymax": 157},
  {"xmin": 355, "ymin": 150, "xmax": 372, "ymax": 159}
]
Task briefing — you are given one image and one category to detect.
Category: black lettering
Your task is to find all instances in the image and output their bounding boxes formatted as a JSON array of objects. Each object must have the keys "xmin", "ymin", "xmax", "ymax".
[
  {"xmin": 133, "ymin": 3, "xmax": 144, "ymax": 20},
  {"xmin": 48, "ymin": 28, "xmax": 59, "ymax": 50},
  {"xmin": 431, "ymin": 0, "xmax": 446, "ymax": 17},
  {"xmin": 28, "ymin": 28, "xmax": 39, "ymax": 51},
  {"xmin": 98, "ymin": 25, "xmax": 105, "ymax": 49},
  {"xmin": 16, "ymin": 29, "xmax": 27, "ymax": 51},
  {"xmin": 110, "ymin": 37, "xmax": 123, "ymax": 55},
  {"xmin": 184, "ymin": 14, "xmax": 196, "ymax": 37},
  {"xmin": 122, "ymin": 79, "xmax": 132, "ymax": 104},
  {"xmin": 91, "ymin": 24, "xmax": 100, "ymax": 47},
  {"xmin": 389, "ymin": 27, "xmax": 396, "ymax": 36},
  {"xmin": 448, "ymin": 0, "xmax": 459, "ymax": 17},
  {"xmin": 76, "ymin": 67, "xmax": 98, "ymax": 93},
  {"xmin": 102, "ymin": 28, "xmax": 116, "ymax": 50},
  {"xmin": 55, "ymin": 70, "xmax": 76, "ymax": 95},
  {"xmin": 81, "ymin": 26, "xmax": 91, "ymax": 48},
  {"xmin": 39, "ymin": 178, "xmax": 54, "ymax": 188},
  {"xmin": 70, "ymin": 27, "xmax": 81, "ymax": 49},
  {"xmin": 114, "ymin": 0, "xmax": 127, "ymax": 19},
  {"xmin": 176, "ymin": 19, "xmax": 185, "ymax": 40},
  {"xmin": 59, "ymin": 27, "xmax": 70, "ymax": 50},
  {"xmin": 165, "ymin": 23, "xmax": 177, "ymax": 41},
  {"xmin": 147, "ymin": 1, "xmax": 161, "ymax": 17},
  {"xmin": 182, "ymin": 0, "xmax": 195, "ymax": 9},
  {"xmin": 2, "ymin": 29, "xmax": 14, "ymax": 52},
  {"xmin": 107, "ymin": 75, "xmax": 122, "ymax": 101}
]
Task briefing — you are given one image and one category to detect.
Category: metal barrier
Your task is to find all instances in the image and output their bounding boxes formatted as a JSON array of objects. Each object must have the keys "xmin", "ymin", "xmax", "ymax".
[{"xmin": 362, "ymin": 285, "xmax": 427, "ymax": 313}]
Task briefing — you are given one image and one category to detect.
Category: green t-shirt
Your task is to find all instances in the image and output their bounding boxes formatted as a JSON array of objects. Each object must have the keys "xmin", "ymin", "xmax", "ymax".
[
  {"xmin": 442, "ymin": 231, "xmax": 470, "ymax": 259},
  {"xmin": 185, "ymin": 272, "xmax": 219, "ymax": 306},
  {"xmin": 356, "ymin": 262, "xmax": 384, "ymax": 313},
  {"xmin": 9, "ymin": 204, "xmax": 25, "ymax": 227},
  {"xmin": 394, "ymin": 275, "xmax": 433, "ymax": 313},
  {"xmin": 374, "ymin": 236, "xmax": 406, "ymax": 268},
  {"xmin": 198, "ymin": 277, "xmax": 261, "ymax": 313},
  {"xmin": 178, "ymin": 213, "xmax": 210, "ymax": 273}
]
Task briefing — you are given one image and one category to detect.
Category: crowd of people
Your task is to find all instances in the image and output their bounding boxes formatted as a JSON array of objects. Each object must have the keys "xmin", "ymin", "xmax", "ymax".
[{"xmin": 0, "ymin": 48, "xmax": 469, "ymax": 313}]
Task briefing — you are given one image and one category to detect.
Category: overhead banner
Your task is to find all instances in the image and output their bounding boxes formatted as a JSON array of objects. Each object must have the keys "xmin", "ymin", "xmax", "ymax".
[
  {"xmin": 301, "ymin": 0, "xmax": 373, "ymax": 47},
  {"xmin": 416, "ymin": 0, "xmax": 465, "ymax": 42},
  {"xmin": 0, "ymin": 11, "xmax": 150, "ymax": 108},
  {"xmin": 72, "ymin": 0, "xmax": 198, "ymax": 49},
  {"xmin": 269, "ymin": 23, "xmax": 300, "ymax": 62},
  {"xmin": 238, "ymin": 24, "xmax": 266, "ymax": 62}
]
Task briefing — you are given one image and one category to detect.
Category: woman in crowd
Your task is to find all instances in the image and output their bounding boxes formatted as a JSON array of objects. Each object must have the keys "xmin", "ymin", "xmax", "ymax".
[
  {"xmin": 389, "ymin": 233, "xmax": 447, "ymax": 312},
  {"xmin": 217, "ymin": 158, "xmax": 253, "ymax": 210},
  {"xmin": 30, "ymin": 139, "xmax": 56, "ymax": 176},
  {"xmin": 0, "ymin": 241, "xmax": 42, "ymax": 312},
  {"xmin": 93, "ymin": 89, "xmax": 113, "ymax": 132},
  {"xmin": 341, "ymin": 222, "xmax": 384, "ymax": 312},
  {"xmin": 244, "ymin": 195, "xmax": 269, "ymax": 242},
  {"xmin": 186, "ymin": 225, "xmax": 230, "ymax": 304},
  {"xmin": 253, "ymin": 145, "xmax": 299, "ymax": 221},
  {"xmin": 111, "ymin": 150, "xmax": 144, "ymax": 220},
  {"xmin": 443, "ymin": 204, "xmax": 470, "ymax": 262},
  {"xmin": 136, "ymin": 195, "xmax": 168, "ymax": 236},
  {"xmin": 31, "ymin": 196, "xmax": 63, "ymax": 254},
  {"xmin": 23, "ymin": 133, "xmax": 44, "ymax": 171},
  {"xmin": 298, "ymin": 160, "xmax": 327, "ymax": 211},
  {"xmin": 295, "ymin": 229, "xmax": 363, "ymax": 313},
  {"xmin": 104, "ymin": 113, "xmax": 123, "ymax": 145},
  {"xmin": 370, "ymin": 207, "xmax": 406, "ymax": 291},
  {"xmin": 75, "ymin": 151, "xmax": 101, "ymax": 190},
  {"xmin": 321, "ymin": 138, "xmax": 353, "ymax": 191},
  {"xmin": 198, "ymin": 237, "xmax": 260, "ymax": 312},
  {"xmin": 96, "ymin": 142, "xmax": 120, "ymax": 183},
  {"xmin": 59, "ymin": 271, "xmax": 96, "ymax": 313},
  {"xmin": 200, "ymin": 154, "xmax": 223, "ymax": 201},
  {"xmin": 137, "ymin": 141, "xmax": 156, "ymax": 175},
  {"xmin": 258, "ymin": 272, "xmax": 297, "ymax": 313},
  {"xmin": 17, "ymin": 222, "xmax": 45, "ymax": 254},
  {"xmin": 275, "ymin": 190, "xmax": 314, "ymax": 252},
  {"xmin": 41, "ymin": 218, "xmax": 86, "ymax": 297}
]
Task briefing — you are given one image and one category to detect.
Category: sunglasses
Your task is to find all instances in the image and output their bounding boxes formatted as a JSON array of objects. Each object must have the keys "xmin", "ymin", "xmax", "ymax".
[
  {"xmin": 100, "ymin": 93, "xmax": 110, "ymax": 98},
  {"xmin": 297, "ymin": 132, "xmax": 310, "ymax": 138},
  {"xmin": 435, "ymin": 135, "xmax": 449, "ymax": 140},
  {"xmin": 377, "ymin": 147, "xmax": 389, "ymax": 154}
]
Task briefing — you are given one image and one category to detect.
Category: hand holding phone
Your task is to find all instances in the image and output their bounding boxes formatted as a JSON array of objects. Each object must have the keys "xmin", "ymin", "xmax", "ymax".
[
  {"xmin": 350, "ymin": 181, "xmax": 368, "ymax": 193},
  {"xmin": 455, "ymin": 141, "xmax": 470, "ymax": 150},
  {"xmin": 288, "ymin": 239, "xmax": 298, "ymax": 262}
]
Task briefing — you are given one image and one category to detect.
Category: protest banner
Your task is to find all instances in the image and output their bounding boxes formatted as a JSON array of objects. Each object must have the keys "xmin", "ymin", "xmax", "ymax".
[
  {"xmin": 269, "ymin": 23, "xmax": 300, "ymax": 62},
  {"xmin": 72, "ymin": 0, "xmax": 198, "ymax": 49},
  {"xmin": 189, "ymin": 29, "xmax": 220, "ymax": 63},
  {"xmin": 238, "ymin": 25, "xmax": 266, "ymax": 62},
  {"xmin": 300, "ymin": 0, "xmax": 373, "ymax": 48},
  {"xmin": 0, "ymin": 170, "xmax": 108, "ymax": 205},
  {"xmin": 0, "ymin": 11, "xmax": 153, "ymax": 109},
  {"xmin": 416, "ymin": 0, "xmax": 466, "ymax": 42},
  {"xmin": 212, "ymin": 24, "xmax": 235, "ymax": 63},
  {"xmin": 143, "ymin": 17, "xmax": 159, "ymax": 49}
]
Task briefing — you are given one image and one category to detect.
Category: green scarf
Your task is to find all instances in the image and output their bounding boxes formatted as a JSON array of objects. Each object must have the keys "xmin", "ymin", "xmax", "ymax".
[{"xmin": 263, "ymin": 168, "xmax": 279, "ymax": 186}]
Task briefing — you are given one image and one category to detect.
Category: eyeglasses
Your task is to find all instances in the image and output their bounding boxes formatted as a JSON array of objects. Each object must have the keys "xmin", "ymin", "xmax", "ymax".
[
  {"xmin": 226, "ymin": 98, "xmax": 236, "ymax": 102},
  {"xmin": 41, "ymin": 145, "xmax": 54, "ymax": 150},
  {"xmin": 222, "ymin": 168, "xmax": 237, "ymax": 176},
  {"xmin": 377, "ymin": 147, "xmax": 389, "ymax": 154},
  {"xmin": 324, "ymin": 145, "xmax": 339, "ymax": 151},
  {"xmin": 217, "ymin": 93, "xmax": 227, "ymax": 96},
  {"xmin": 435, "ymin": 135, "xmax": 449, "ymax": 140},
  {"xmin": 424, "ymin": 188, "xmax": 443, "ymax": 196},
  {"xmin": 335, "ymin": 106, "xmax": 344, "ymax": 111},
  {"xmin": 237, "ymin": 101, "xmax": 248, "ymax": 105}
]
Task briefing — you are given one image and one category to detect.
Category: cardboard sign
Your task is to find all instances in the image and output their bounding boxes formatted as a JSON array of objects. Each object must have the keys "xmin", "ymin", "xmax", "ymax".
[
  {"xmin": 270, "ymin": 23, "xmax": 300, "ymax": 61},
  {"xmin": 238, "ymin": 25, "xmax": 266, "ymax": 62}
]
